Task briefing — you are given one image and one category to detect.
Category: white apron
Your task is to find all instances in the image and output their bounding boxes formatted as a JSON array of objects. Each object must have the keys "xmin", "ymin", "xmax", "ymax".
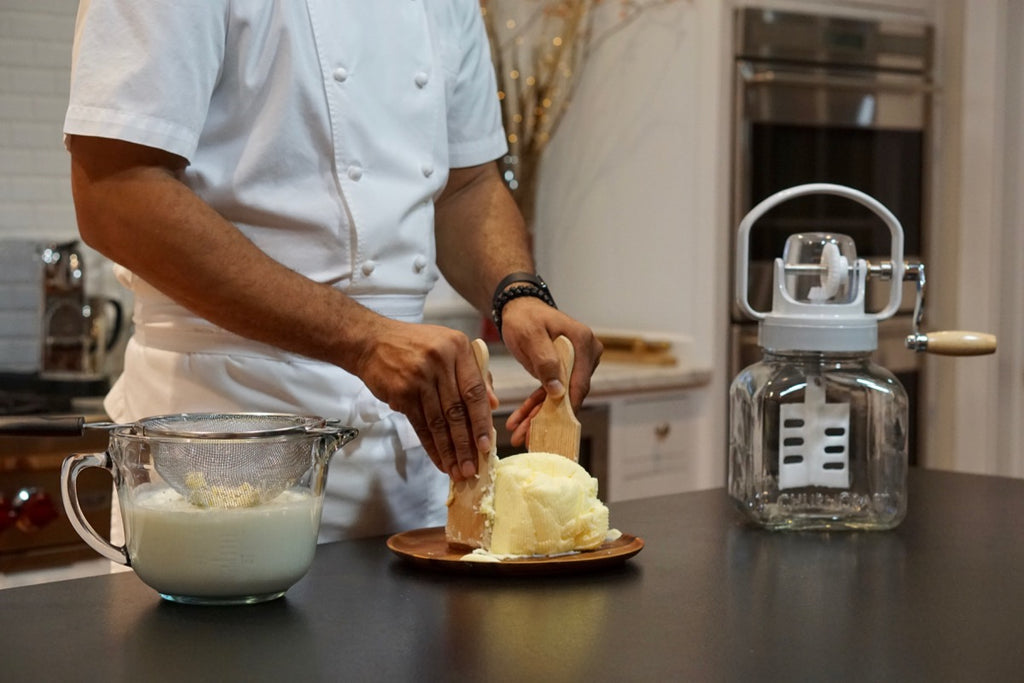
[{"xmin": 105, "ymin": 278, "xmax": 449, "ymax": 544}]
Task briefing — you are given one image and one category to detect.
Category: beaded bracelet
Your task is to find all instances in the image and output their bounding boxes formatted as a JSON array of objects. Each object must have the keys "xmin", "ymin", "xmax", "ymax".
[{"xmin": 490, "ymin": 274, "xmax": 557, "ymax": 339}]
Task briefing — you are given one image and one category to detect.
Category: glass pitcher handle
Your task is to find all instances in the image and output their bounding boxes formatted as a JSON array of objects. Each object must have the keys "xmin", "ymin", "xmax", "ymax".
[{"xmin": 59, "ymin": 453, "xmax": 130, "ymax": 566}]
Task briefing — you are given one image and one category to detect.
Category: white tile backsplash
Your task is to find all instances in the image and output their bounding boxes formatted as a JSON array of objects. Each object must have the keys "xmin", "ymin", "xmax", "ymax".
[
  {"xmin": 0, "ymin": 2, "xmax": 122, "ymax": 311},
  {"xmin": 0, "ymin": 3, "xmax": 78, "ymax": 245}
]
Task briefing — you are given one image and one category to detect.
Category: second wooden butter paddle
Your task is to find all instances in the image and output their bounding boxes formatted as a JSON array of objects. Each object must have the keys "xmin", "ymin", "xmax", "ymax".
[{"xmin": 527, "ymin": 335, "xmax": 582, "ymax": 462}]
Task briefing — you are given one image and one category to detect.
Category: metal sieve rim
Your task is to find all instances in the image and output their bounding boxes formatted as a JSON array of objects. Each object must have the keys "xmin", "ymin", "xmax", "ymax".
[{"xmin": 113, "ymin": 412, "xmax": 329, "ymax": 440}]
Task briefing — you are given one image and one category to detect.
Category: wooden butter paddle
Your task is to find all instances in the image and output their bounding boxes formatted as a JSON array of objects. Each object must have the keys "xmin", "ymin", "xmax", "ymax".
[
  {"xmin": 444, "ymin": 338, "xmax": 498, "ymax": 548},
  {"xmin": 528, "ymin": 335, "xmax": 582, "ymax": 462}
]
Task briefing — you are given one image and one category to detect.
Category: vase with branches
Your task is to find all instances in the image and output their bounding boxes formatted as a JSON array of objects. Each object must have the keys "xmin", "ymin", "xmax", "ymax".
[{"xmin": 480, "ymin": 0, "xmax": 678, "ymax": 228}]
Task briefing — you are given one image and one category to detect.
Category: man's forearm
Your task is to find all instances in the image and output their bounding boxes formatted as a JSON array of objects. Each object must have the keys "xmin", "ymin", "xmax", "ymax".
[
  {"xmin": 69, "ymin": 135, "xmax": 384, "ymax": 372},
  {"xmin": 433, "ymin": 162, "xmax": 535, "ymax": 314}
]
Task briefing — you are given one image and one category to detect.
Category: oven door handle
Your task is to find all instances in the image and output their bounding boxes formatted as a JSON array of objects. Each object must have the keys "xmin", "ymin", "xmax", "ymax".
[{"xmin": 742, "ymin": 69, "xmax": 937, "ymax": 95}]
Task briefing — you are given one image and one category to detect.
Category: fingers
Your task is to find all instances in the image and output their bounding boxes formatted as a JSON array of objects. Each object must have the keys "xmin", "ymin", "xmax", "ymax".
[
  {"xmin": 567, "ymin": 334, "xmax": 602, "ymax": 412},
  {"xmin": 407, "ymin": 409, "xmax": 448, "ymax": 473},
  {"xmin": 357, "ymin": 325, "xmax": 494, "ymax": 483},
  {"xmin": 419, "ymin": 348, "xmax": 493, "ymax": 482},
  {"xmin": 511, "ymin": 335, "xmax": 566, "ymax": 399},
  {"xmin": 504, "ymin": 386, "xmax": 546, "ymax": 444},
  {"xmin": 536, "ymin": 354, "xmax": 566, "ymax": 398},
  {"xmin": 507, "ymin": 401, "xmax": 541, "ymax": 448},
  {"xmin": 451, "ymin": 350, "xmax": 494, "ymax": 479},
  {"xmin": 498, "ymin": 301, "xmax": 602, "ymax": 412},
  {"xmin": 420, "ymin": 382, "xmax": 463, "ymax": 478},
  {"xmin": 484, "ymin": 369, "xmax": 500, "ymax": 410}
]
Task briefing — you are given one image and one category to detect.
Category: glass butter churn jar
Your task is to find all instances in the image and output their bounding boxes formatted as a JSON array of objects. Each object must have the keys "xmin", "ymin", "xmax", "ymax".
[{"xmin": 729, "ymin": 184, "xmax": 996, "ymax": 531}]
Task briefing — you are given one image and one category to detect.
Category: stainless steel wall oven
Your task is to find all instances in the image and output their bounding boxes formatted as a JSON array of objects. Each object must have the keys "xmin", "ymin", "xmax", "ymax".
[{"xmin": 729, "ymin": 8, "xmax": 934, "ymax": 465}]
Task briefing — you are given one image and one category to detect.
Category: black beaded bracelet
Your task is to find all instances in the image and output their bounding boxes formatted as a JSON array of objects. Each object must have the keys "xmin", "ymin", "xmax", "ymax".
[
  {"xmin": 492, "ymin": 272, "xmax": 545, "ymax": 301},
  {"xmin": 490, "ymin": 274, "xmax": 557, "ymax": 339}
]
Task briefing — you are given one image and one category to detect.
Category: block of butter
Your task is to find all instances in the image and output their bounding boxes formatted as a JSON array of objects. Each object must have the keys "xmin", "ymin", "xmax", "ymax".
[
  {"xmin": 489, "ymin": 452, "xmax": 609, "ymax": 556},
  {"xmin": 446, "ymin": 451, "xmax": 610, "ymax": 557}
]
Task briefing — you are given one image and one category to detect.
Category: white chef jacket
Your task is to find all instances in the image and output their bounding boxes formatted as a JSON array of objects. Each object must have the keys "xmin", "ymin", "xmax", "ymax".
[{"xmin": 63, "ymin": 1, "xmax": 508, "ymax": 541}]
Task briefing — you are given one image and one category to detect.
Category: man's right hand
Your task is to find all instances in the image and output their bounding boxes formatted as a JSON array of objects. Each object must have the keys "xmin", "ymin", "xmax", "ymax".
[{"xmin": 352, "ymin": 320, "xmax": 497, "ymax": 482}]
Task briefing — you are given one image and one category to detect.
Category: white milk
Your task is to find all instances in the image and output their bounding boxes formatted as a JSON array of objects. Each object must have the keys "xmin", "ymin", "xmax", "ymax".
[{"xmin": 123, "ymin": 483, "xmax": 320, "ymax": 600}]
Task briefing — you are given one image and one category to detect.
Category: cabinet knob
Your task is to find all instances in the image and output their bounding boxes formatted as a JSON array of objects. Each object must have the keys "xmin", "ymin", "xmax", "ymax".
[{"xmin": 654, "ymin": 423, "xmax": 671, "ymax": 440}]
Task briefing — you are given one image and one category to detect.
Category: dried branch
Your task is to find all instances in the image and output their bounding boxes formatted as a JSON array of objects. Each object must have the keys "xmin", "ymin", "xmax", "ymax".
[{"xmin": 479, "ymin": 0, "xmax": 679, "ymax": 225}]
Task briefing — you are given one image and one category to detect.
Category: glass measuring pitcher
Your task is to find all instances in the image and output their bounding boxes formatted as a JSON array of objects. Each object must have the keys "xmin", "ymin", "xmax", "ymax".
[{"xmin": 59, "ymin": 413, "xmax": 357, "ymax": 605}]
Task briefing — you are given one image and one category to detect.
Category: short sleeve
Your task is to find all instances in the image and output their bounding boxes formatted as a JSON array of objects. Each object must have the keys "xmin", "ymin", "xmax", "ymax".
[
  {"xmin": 443, "ymin": 2, "xmax": 508, "ymax": 168},
  {"xmin": 63, "ymin": 0, "xmax": 229, "ymax": 161}
]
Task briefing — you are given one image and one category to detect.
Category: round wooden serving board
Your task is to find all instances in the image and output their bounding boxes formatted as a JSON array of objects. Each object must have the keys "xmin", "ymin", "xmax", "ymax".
[{"xmin": 386, "ymin": 527, "xmax": 644, "ymax": 576}]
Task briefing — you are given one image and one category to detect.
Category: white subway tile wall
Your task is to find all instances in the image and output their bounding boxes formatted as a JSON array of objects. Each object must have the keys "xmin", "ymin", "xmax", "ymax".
[
  {"xmin": 0, "ymin": 1, "xmax": 78, "ymax": 244},
  {"xmin": 0, "ymin": 2, "xmax": 126, "ymax": 305}
]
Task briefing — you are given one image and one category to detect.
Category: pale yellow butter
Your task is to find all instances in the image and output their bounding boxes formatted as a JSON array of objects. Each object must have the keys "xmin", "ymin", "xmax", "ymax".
[
  {"xmin": 183, "ymin": 471, "xmax": 261, "ymax": 508},
  {"xmin": 485, "ymin": 452, "xmax": 610, "ymax": 557}
]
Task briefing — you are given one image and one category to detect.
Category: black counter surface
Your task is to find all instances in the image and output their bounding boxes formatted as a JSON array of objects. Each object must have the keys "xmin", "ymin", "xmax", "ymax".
[{"xmin": 3, "ymin": 468, "xmax": 1024, "ymax": 682}]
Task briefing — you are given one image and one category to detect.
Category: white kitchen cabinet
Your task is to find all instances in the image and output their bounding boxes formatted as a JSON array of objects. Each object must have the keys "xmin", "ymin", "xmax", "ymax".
[{"xmin": 605, "ymin": 389, "xmax": 708, "ymax": 502}]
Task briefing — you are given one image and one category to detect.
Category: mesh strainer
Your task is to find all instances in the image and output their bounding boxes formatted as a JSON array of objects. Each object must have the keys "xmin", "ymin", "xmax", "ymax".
[{"xmin": 115, "ymin": 413, "xmax": 357, "ymax": 508}]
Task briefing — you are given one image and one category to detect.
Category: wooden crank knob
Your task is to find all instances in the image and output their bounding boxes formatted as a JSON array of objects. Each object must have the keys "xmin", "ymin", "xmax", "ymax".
[{"xmin": 909, "ymin": 330, "xmax": 997, "ymax": 356}]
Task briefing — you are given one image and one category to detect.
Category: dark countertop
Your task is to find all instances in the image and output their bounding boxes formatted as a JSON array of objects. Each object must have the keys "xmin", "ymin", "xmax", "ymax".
[{"xmin": 4, "ymin": 468, "xmax": 1024, "ymax": 681}]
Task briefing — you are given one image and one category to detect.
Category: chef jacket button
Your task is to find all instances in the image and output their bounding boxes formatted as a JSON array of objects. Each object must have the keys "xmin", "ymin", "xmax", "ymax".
[
  {"xmin": 333, "ymin": 67, "xmax": 349, "ymax": 82},
  {"xmin": 361, "ymin": 260, "xmax": 376, "ymax": 276},
  {"xmin": 421, "ymin": 164, "xmax": 434, "ymax": 178},
  {"xmin": 414, "ymin": 72, "xmax": 429, "ymax": 88},
  {"xmin": 347, "ymin": 164, "xmax": 363, "ymax": 181},
  {"xmin": 413, "ymin": 255, "xmax": 428, "ymax": 272}
]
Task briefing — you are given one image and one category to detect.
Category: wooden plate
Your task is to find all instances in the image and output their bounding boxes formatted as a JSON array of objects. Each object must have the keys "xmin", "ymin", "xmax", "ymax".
[{"xmin": 386, "ymin": 526, "xmax": 644, "ymax": 576}]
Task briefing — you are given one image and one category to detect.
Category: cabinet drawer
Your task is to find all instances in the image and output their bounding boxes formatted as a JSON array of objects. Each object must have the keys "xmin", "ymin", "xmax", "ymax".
[{"xmin": 608, "ymin": 392, "xmax": 696, "ymax": 502}]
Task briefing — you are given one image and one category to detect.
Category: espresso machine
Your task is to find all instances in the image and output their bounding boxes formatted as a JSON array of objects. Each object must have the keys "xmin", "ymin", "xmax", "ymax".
[{"xmin": 0, "ymin": 239, "xmax": 122, "ymax": 411}]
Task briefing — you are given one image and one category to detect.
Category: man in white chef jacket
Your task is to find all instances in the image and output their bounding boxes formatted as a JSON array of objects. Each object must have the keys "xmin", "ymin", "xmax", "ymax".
[{"xmin": 62, "ymin": 2, "xmax": 602, "ymax": 540}]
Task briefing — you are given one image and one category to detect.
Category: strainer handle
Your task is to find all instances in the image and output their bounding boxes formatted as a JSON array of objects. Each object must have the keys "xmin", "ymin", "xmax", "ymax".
[
  {"xmin": 305, "ymin": 420, "xmax": 359, "ymax": 442},
  {"xmin": 60, "ymin": 452, "xmax": 130, "ymax": 566},
  {"xmin": 0, "ymin": 415, "xmax": 85, "ymax": 436}
]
